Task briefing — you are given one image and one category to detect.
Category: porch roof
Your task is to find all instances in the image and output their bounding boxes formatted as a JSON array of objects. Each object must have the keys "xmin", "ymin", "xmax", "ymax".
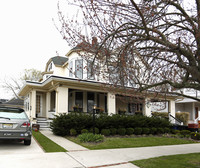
[{"xmin": 18, "ymin": 75, "xmax": 179, "ymax": 101}]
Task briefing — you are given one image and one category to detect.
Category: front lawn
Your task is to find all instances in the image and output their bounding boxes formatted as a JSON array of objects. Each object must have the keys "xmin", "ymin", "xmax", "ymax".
[
  {"xmin": 132, "ymin": 153, "xmax": 200, "ymax": 168},
  {"xmin": 33, "ymin": 131, "xmax": 67, "ymax": 152},
  {"xmin": 66, "ymin": 136, "xmax": 198, "ymax": 150}
]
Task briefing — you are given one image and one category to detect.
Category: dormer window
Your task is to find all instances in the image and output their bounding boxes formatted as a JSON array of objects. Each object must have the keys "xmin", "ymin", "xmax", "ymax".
[{"xmin": 75, "ymin": 59, "xmax": 83, "ymax": 79}]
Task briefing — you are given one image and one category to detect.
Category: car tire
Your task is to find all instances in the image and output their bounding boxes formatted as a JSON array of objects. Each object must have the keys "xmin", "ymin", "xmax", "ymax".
[{"xmin": 24, "ymin": 139, "xmax": 31, "ymax": 145}]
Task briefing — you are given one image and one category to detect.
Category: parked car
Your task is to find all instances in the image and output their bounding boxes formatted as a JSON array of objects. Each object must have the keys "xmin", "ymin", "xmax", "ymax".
[{"xmin": 0, "ymin": 107, "xmax": 31, "ymax": 145}]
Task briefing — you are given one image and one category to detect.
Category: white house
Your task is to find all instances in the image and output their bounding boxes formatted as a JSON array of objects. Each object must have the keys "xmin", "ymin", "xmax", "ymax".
[{"xmin": 18, "ymin": 41, "xmax": 177, "ymax": 123}]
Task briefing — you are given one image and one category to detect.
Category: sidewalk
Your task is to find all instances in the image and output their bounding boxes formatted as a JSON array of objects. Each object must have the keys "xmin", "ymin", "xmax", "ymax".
[
  {"xmin": 40, "ymin": 130, "xmax": 88, "ymax": 152},
  {"xmin": 39, "ymin": 129, "xmax": 200, "ymax": 168}
]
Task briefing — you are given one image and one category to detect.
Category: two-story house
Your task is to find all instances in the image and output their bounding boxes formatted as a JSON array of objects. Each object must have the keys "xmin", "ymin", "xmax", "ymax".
[{"xmin": 18, "ymin": 40, "xmax": 177, "ymax": 123}]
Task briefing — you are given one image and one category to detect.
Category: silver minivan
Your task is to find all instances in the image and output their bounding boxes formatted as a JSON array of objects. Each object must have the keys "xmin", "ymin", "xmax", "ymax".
[{"xmin": 0, "ymin": 107, "xmax": 32, "ymax": 145}]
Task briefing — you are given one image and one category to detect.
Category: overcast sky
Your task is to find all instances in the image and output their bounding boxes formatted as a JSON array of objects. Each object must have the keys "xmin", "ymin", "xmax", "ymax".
[{"xmin": 0, "ymin": 0, "xmax": 72, "ymax": 99}]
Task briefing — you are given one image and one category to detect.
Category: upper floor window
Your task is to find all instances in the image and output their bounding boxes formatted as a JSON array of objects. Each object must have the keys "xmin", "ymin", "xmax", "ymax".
[
  {"xmin": 75, "ymin": 59, "xmax": 83, "ymax": 79},
  {"xmin": 87, "ymin": 61, "xmax": 95, "ymax": 80},
  {"xmin": 69, "ymin": 61, "xmax": 73, "ymax": 77}
]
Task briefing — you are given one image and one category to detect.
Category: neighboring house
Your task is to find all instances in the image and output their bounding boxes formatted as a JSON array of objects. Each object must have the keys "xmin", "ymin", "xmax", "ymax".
[
  {"xmin": 18, "ymin": 40, "xmax": 177, "ymax": 123},
  {"xmin": 0, "ymin": 97, "xmax": 24, "ymax": 109},
  {"xmin": 175, "ymin": 89, "xmax": 200, "ymax": 124}
]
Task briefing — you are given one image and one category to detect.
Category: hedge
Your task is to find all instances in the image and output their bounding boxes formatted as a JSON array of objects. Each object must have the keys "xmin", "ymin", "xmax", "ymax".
[{"xmin": 50, "ymin": 112, "xmax": 171, "ymax": 136}]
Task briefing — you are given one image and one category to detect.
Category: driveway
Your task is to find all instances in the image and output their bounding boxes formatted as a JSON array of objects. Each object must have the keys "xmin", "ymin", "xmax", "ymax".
[{"xmin": 0, "ymin": 137, "xmax": 43, "ymax": 155}]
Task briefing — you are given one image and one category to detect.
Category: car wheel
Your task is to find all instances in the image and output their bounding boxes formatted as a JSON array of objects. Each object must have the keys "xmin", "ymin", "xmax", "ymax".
[{"xmin": 24, "ymin": 139, "xmax": 31, "ymax": 145}]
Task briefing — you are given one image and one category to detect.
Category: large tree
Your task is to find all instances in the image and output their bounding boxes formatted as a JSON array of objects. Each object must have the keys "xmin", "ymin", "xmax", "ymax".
[{"xmin": 57, "ymin": 0, "xmax": 200, "ymax": 100}]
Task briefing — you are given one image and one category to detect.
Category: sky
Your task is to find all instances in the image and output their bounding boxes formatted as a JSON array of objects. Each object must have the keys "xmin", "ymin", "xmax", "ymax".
[{"xmin": 0, "ymin": 0, "xmax": 72, "ymax": 99}]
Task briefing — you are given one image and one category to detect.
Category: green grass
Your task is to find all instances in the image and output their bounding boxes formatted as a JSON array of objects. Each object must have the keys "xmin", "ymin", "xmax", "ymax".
[
  {"xmin": 67, "ymin": 136, "xmax": 198, "ymax": 150},
  {"xmin": 32, "ymin": 131, "xmax": 67, "ymax": 152},
  {"xmin": 132, "ymin": 153, "xmax": 200, "ymax": 168}
]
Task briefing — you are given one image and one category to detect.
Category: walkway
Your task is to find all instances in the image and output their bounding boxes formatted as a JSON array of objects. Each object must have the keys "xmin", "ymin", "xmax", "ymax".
[
  {"xmin": 40, "ymin": 130, "xmax": 88, "ymax": 152},
  {"xmin": 39, "ymin": 130, "xmax": 200, "ymax": 168}
]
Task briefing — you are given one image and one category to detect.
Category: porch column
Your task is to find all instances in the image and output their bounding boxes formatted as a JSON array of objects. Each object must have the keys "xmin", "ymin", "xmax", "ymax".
[
  {"xmin": 169, "ymin": 100, "xmax": 176, "ymax": 124},
  {"xmin": 46, "ymin": 92, "xmax": 51, "ymax": 118},
  {"xmin": 31, "ymin": 90, "xmax": 36, "ymax": 120},
  {"xmin": 107, "ymin": 92, "xmax": 116, "ymax": 115},
  {"xmin": 56, "ymin": 87, "xmax": 69, "ymax": 114},
  {"xmin": 143, "ymin": 98, "xmax": 151, "ymax": 117}
]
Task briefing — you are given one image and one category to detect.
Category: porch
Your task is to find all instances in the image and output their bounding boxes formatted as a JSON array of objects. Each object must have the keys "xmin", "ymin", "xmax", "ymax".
[{"xmin": 24, "ymin": 86, "xmax": 176, "ymax": 124}]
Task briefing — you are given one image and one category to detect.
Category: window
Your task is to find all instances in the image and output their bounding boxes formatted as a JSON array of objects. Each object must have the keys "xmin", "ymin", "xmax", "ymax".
[
  {"xmin": 75, "ymin": 59, "xmax": 83, "ymax": 79},
  {"xmin": 87, "ymin": 61, "xmax": 95, "ymax": 80},
  {"xmin": 75, "ymin": 92, "xmax": 83, "ymax": 108},
  {"xmin": 69, "ymin": 61, "xmax": 73, "ymax": 77}
]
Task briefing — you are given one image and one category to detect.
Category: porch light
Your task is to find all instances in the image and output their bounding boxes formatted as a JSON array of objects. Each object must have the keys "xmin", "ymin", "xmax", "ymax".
[{"xmin": 92, "ymin": 104, "xmax": 97, "ymax": 134}]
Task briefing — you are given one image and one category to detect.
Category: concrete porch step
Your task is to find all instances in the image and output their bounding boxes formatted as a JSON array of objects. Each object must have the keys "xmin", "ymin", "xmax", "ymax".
[{"xmin": 36, "ymin": 118, "xmax": 51, "ymax": 129}]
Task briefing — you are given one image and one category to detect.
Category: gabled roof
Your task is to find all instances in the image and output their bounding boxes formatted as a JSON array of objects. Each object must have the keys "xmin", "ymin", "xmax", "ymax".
[{"xmin": 51, "ymin": 56, "xmax": 68, "ymax": 66}]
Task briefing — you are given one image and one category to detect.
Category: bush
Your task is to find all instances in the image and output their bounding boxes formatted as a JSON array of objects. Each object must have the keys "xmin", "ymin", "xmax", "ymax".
[
  {"xmin": 101, "ymin": 129, "xmax": 111, "ymax": 136},
  {"xmin": 142, "ymin": 128, "xmax": 150, "ymax": 135},
  {"xmin": 81, "ymin": 129, "xmax": 89, "ymax": 134},
  {"xmin": 152, "ymin": 112, "xmax": 168, "ymax": 119},
  {"xmin": 150, "ymin": 127, "xmax": 157, "ymax": 134},
  {"xmin": 180, "ymin": 130, "xmax": 191, "ymax": 137},
  {"xmin": 157, "ymin": 128, "xmax": 164, "ymax": 134},
  {"xmin": 134, "ymin": 127, "xmax": 142, "ymax": 135},
  {"xmin": 176, "ymin": 112, "xmax": 190, "ymax": 125},
  {"xmin": 70, "ymin": 129, "xmax": 77, "ymax": 136},
  {"xmin": 50, "ymin": 113, "xmax": 171, "ymax": 136},
  {"xmin": 110, "ymin": 128, "xmax": 117, "ymax": 135},
  {"xmin": 117, "ymin": 128, "xmax": 126, "ymax": 136},
  {"xmin": 78, "ymin": 133, "xmax": 104, "ymax": 142},
  {"xmin": 190, "ymin": 132, "xmax": 200, "ymax": 140},
  {"xmin": 164, "ymin": 127, "xmax": 170, "ymax": 133},
  {"xmin": 89, "ymin": 127, "xmax": 100, "ymax": 134},
  {"xmin": 126, "ymin": 128, "xmax": 134, "ymax": 135}
]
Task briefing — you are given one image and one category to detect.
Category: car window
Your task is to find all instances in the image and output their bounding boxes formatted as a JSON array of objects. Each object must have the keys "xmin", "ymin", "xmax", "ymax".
[{"xmin": 0, "ymin": 110, "xmax": 27, "ymax": 119}]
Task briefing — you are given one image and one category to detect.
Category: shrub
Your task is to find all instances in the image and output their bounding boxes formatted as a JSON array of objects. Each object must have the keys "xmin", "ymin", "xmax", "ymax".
[
  {"xmin": 101, "ymin": 129, "xmax": 111, "ymax": 136},
  {"xmin": 78, "ymin": 133, "xmax": 104, "ymax": 142},
  {"xmin": 126, "ymin": 128, "xmax": 134, "ymax": 135},
  {"xmin": 150, "ymin": 127, "xmax": 157, "ymax": 134},
  {"xmin": 117, "ymin": 128, "xmax": 126, "ymax": 136},
  {"xmin": 157, "ymin": 128, "xmax": 164, "ymax": 134},
  {"xmin": 152, "ymin": 112, "xmax": 168, "ymax": 119},
  {"xmin": 191, "ymin": 132, "xmax": 200, "ymax": 140},
  {"xmin": 110, "ymin": 128, "xmax": 117, "ymax": 135},
  {"xmin": 180, "ymin": 130, "xmax": 191, "ymax": 137},
  {"xmin": 142, "ymin": 128, "xmax": 150, "ymax": 135},
  {"xmin": 174, "ymin": 130, "xmax": 181, "ymax": 134},
  {"xmin": 89, "ymin": 127, "xmax": 100, "ymax": 134},
  {"xmin": 175, "ymin": 112, "xmax": 190, "ymax": 125},
  {"xmin": 50, "ymin": 113, "xmax": 171, "ymax": 136},
  {"xmin": 70, "ymin": 129, "xmax": 77, "ymax": 136},
  {"xmin": 164, "ymin": 127, "xmax": 170, "ymax": 133},
  {"xmin": 81, "ymin": 129, "xmax": 89, "ymax": 134},
  {"xmin": 134, "ymin": 127, "xmax": 142, "ymax": 135}
]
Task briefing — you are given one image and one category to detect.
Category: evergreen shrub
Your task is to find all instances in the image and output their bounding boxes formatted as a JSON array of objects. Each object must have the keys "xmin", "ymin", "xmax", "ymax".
[
  {"xmin": 142, "ymin": 128, "xmax": 150, "ymax": 135},
  {"xmin": 126, "ymin": 128, "xmax": 134, "ymax": 135},
  {"xmin": 110, "ymin": 128, "xmax": 117, "ymax": 135},
  {"xmin": 101, "ymin": 129, "xmax": 111, "ymax": 136},
  {"xmin": 70, "ymin": 128, "xmax": 77, "ymax": 136},
  {"xmin": 117, "ymin": 128, "xmax": 126, "ymax": 136},
  {"xmin": 134, "ymin": 127, "xmax": 142, "ymax": 135}
]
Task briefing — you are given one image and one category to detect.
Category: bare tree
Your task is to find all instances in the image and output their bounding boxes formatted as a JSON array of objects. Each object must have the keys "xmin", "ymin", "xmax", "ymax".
[
  {"xmin": 2, "ymin": 69, "xmax": 42, "ymax": 99},
  {"xmin": 57, "ymin": 0, "xmax": 200, "ymax": 101}
]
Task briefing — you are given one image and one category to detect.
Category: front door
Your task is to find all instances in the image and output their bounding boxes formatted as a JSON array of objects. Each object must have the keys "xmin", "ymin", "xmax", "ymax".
[{"xmin": 36, "ymin": 95, "xmax": 42, "ymax": 117}]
